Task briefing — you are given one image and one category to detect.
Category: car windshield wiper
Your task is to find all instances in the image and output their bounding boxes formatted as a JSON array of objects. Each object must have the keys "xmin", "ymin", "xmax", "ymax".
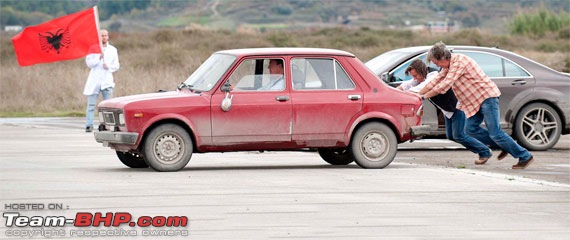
[
  {"xmin": 177, "ymin": 82, "xmax": 202, "ymax": 93},
  {"xmin": 177, "ymin": 82, "xmax": 194, "ymax": 91}
]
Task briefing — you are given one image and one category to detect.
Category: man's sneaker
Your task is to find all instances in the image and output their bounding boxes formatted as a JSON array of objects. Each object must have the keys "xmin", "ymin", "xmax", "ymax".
[
  {"xmin": 512, "ymin": 156, "xmax": 534, "ymax": 169},
  {"xmin": 85, "ymin": 126, "xmax": 93, "ymax": 132}
]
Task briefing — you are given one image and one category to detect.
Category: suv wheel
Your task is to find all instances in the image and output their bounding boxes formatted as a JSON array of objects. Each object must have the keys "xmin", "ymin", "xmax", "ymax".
[
  {"xmin": 514, "ymin": 103, "xmax": 562, "ymax": 151},
  {"xmin": 351, "ymin": 122, "xmax": 397, "ymax": 169},
  {"xmin": 143, "ymin": 124, "xmax": 193, "ymax": 172}
]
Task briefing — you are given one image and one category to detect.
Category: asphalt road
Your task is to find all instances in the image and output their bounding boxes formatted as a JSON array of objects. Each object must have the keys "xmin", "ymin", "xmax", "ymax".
[
  {"xmin": 398, "ymin": 135, "xmax": 570, "ymax": 185},
  {"xmin": 0, "ymin": 118, "xmax": 569, "ymax": 240}
]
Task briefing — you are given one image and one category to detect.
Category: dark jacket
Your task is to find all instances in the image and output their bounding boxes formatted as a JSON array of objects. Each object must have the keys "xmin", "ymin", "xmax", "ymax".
[{"xmin": 428, "ymin": 89, "xmax": 457, "ymax": 113}]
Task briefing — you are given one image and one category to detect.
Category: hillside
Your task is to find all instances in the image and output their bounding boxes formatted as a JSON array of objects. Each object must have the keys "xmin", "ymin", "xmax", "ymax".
[
  {"xmin": 2, "ymin": 0, "xmax": 569, "ymax": 34},
  {"xmin": 105, "ymin": 0, "xmax": 570, "ymax": 34}
]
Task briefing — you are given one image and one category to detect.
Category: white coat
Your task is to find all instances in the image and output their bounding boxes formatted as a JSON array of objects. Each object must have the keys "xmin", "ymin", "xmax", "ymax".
[{"xmin": 83, "ymin": 44, "xmax": 120, "ymax": 95}]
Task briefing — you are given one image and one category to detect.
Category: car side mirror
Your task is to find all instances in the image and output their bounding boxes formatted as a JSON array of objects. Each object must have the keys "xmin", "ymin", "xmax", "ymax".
[{"xmin": 220, "ymin": 82, "xmax": 233, "ymax": 112}]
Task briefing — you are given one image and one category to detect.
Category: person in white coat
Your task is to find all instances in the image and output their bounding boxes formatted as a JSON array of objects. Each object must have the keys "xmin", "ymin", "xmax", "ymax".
[{"xmin": 83, "ymin": 29, "xmax": 120, "ymax": 132}]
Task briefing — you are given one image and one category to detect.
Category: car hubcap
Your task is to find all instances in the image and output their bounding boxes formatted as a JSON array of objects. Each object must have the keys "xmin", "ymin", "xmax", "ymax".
[
  {"xmin": 361, "ymin": 132, "xmax": 388, "ymax": 161},
  {"xmin": 154, "ymin": 134, "xmax": 183, "ymax": 164},
  {"xmin": 522, "ymin": 107, "xmax": 558, "ymax": 145}
]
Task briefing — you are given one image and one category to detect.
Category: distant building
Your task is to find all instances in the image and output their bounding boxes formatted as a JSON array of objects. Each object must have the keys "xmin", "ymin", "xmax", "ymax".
[
  {"xmin": 4, "ymin": 26, "xmax": 23, "ymax": 32},
  {"xmin": 426, "ymin": 21, "xmax": 458, "ymax": 33}
]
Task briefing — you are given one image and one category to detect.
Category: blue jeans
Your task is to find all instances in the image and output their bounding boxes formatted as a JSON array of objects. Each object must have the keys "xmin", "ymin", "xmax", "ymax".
[
  {"xmin": 86, "ymin": 87, "xmax": 113, "ymax": 127},
  {"xmin": 445, "ymin": 109, "xmax": 492, "ymax": 158},
  {"xmin": 466, "ymin": 97, "xmax": 532, "ymax": 162}
]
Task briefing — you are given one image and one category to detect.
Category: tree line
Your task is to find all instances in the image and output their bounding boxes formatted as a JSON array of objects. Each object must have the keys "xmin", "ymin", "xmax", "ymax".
[
  {"xmin": 510, "ymin": 8, "xmax": 570, "ymax": 37},
  {"xmin": 0, "ymin": 0, "xmax": 189, "ymax": 27}
]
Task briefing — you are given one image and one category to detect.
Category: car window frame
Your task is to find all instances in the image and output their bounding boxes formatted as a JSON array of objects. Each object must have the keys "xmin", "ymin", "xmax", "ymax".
[
  {"xmin": 454, "ymin": 50, "xmax": 533, "ymax": 79},
  {"xmin": 291, "ymin": 57, "xmax": 356, "ymax": 91},
  {"xmin": 388, "ymin": 53, "xmax": 439, "ymax": 83},
  {"xmin": 226, "ymin": 57, "xmax": 287, "ymax": 92},
  {"xmin": 388, "ymin": 50, "xmax": 534, "ymax": 83}
]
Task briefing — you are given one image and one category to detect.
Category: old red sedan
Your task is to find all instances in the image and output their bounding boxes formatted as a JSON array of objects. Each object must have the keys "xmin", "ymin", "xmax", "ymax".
[{"xmin": 95, "ymin": 48, "xmax": 424, "ymax": 171}]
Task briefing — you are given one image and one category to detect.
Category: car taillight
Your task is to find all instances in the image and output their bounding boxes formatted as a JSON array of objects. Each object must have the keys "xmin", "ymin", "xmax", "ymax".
[{"xmin": 416, "ymin": 105, "xmax": 424, "ymax": 117}]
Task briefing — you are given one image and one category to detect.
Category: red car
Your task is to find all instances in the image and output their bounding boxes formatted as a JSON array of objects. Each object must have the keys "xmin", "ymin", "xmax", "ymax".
[{"xmin": 95, "ymin": 48, "xmax": 424, "ymax": 172}]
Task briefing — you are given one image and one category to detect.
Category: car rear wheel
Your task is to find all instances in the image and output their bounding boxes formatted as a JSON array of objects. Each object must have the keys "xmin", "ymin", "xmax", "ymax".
[
  {"xmin": 351, "ymin": 122, "xmax": 397, "ymax": 169},
  {"xmin": 514, "ymin": 103, "xmax": 562, "ymax": 151},
  {"xmin": 143, "ymin": 124, "xmax": 193, "ymax": 172},
  {"xmin": 116, "ymin": 151, "xmax": 148, "ymax": 168},
  {"xmin": 318, "ymin": 148, "xmax": 354, "ymax": 165}
]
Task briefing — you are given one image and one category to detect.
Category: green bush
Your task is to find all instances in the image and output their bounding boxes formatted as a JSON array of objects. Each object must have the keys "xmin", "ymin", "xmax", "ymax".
[{"xmin": 510, "ymin": 8, "xmax": 570, "ymax": 37}]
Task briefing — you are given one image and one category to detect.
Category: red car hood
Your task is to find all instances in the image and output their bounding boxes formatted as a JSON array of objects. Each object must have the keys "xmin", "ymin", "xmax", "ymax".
[{"xmin": 98, "ymin": 90, "xmax": 200, "ymax": 109}]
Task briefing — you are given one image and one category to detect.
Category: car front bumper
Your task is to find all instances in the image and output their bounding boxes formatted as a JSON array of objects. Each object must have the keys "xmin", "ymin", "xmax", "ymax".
[{"xmin": 94, "ymin": 131, "xmax": 139, "ymax": 145}]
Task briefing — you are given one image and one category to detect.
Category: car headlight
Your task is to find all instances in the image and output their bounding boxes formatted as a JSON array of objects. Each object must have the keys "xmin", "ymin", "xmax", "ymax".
[{"xmin": 103, "ymin": 112, "xmax": 116, "ymax": 125}]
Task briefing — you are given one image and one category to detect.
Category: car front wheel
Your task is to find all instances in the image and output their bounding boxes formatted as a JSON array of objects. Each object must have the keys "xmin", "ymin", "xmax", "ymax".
[
  {"xmin": 116, "ymin": 151, "xmax": 148, "ymax": 168},
  {"xmin": 514, "ymin": 103, "xmax": 562, "ymax": 151},
  {"xmin": 351, "ymin": 122, "xmax": 397, "ymax": 169},
  {"xmin": 318, "ymin": 148, "xmax": 354, "ymax": 165},
  {"xmin": 143, "ymin": 124, "xmax": 193, "ymax": 172}
]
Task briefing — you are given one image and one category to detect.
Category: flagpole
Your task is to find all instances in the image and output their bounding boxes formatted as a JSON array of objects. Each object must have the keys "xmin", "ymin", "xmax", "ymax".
[
  {"xmin": 92, "ymin": 6, "xmax": 106, "ymax": 66},
  {"xmin": 93, "ymin": 6, "xmax": 103, "ymax": 54}
]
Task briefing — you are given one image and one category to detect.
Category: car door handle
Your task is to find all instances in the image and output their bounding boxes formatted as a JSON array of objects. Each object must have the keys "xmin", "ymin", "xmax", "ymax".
[
  {"xmin": 275, "ymin": 96, "xmax": 290, "ymax": 101},
  {"xmin": 511, "ymin": 79, "xmax": 527, "ymax": 85},
  {"xmin": 348, "ymin": 95, "xmax": 361, "ymax": 100}
]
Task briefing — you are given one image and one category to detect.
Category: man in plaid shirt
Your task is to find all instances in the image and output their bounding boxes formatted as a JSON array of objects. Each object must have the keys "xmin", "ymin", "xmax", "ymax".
[{"xmin": 419, "ymin": 42, "xmax": 533, "ymax": 169}]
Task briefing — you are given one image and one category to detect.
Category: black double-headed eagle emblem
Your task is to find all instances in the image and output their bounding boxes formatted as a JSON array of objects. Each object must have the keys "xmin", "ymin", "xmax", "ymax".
[{"xmin": 38, "ymin": 28, "xmax": 71, "ymax": 54}]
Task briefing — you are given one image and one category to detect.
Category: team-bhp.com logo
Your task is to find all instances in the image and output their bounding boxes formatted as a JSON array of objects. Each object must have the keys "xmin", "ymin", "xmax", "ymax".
[
  {"xmin": 3, "ymin": 212, "xmax": 189, "ymax": 237},
  {"xmin": 5, "ymin": 212, "xmax": 188, "ymax": 227}
]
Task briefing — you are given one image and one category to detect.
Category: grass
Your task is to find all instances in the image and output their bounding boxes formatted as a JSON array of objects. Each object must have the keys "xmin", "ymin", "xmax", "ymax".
[{"xmin": 1, "ymin": 27, "xmax": 568, "ymax": 117}]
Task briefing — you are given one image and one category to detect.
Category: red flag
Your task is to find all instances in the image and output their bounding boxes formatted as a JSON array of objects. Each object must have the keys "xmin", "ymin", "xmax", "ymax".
[{"xmin": 11, "ymin": 7, "xmax": 101, "ymax": 66}]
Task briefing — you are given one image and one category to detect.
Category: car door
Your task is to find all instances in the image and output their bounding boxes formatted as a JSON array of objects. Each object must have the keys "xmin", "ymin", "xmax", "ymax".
[
  {"xmin": 458, "ymin": 51, "xmax": 535, "ymax": 129},
  {"xmin": 210, "ymin": 58, "xmax": 292, "ymax": 145},
  {"xmin": 289, "ymin": 57, "xmax": 362, "ymax": 146}
]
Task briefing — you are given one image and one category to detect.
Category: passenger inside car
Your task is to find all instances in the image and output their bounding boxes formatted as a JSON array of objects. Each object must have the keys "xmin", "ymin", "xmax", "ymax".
[
  {"xmin": 258, "ymin": 59, "xmax": 285, "ymax": 91},
  {"xmin": 227, "ymin": 58, "xmax": 285, "ymax": 91}
]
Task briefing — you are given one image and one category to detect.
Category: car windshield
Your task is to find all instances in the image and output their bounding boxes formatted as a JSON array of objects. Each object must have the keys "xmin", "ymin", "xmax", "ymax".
[
  {"xmin": 365, "ymin": 50, "xmax": 412, "ymax": 75},
  {"xmin": 183, "ymin": 53, "xmax": 236, "ymax": 92}
]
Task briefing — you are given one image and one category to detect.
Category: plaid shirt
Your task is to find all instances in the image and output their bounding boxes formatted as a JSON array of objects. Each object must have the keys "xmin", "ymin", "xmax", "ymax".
[{"xmin": 425, "ymin": 54, "xmax": 501, "ymax": 118}]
